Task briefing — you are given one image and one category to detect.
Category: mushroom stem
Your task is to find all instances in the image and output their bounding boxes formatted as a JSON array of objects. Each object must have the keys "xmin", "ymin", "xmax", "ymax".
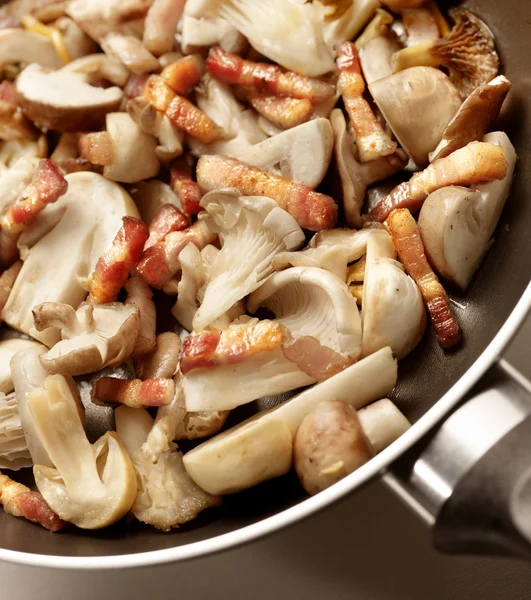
[
  {"xmin": 0, "ymin": 260, "xmax": 22, "ymax": 323},
  {"xmin": 134, "ymin": 331, "xmax": 181, "ymax": 380},
  {"xmin": 125, "ymin": 275, "xmax": 156, "ymax": 356},
  {"xmin": 355, "ymin": 8, "xmax": 394, "ymax": 49},
  {"xmin": 143, "ymin": 0, "xmax": 186, "ymax": 57},
  {"xmin": 92, "ymin": 377, "xmax": 175, "ymax": 408}
]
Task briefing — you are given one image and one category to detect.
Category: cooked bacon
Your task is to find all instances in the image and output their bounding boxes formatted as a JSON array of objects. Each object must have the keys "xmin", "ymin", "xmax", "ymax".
[
  {"xmin": 1, "ymin": 160, "xmax": 68, "ymax": 234},
  {"xmin": 336, "ymin": 42, "xmax": 397, "ymax": 163},
  {"xmin": 369, "ymin": 141, "xmax": 508, "ymax": 222},
  {"xmin": 125, "ymin": 275, "xmax": 156, "ymax": 356},
  {"xmin": 134, "ymin": 331, "xmax": 181, "ymax": 380},
  {"xmin": 143, "ymin": 0, "xmax": 186, "ymax": 56},
  {"xmin": 137, "ymin": 220, "xmax": 216, "ymax": 288},
  {"xmin": 144, "ymin": 75, "xmax": 176, "ymax": 112},
  {"xmin": 247, "ymin": 93, "xmax": 313, "ymax": 130},
  {"xmin": 170, "ymin": 157, "xmax": 202, "ymax": 216},
  {"xmin": 206, "ymin": 46, "xmax": 335, "ymax": 103},
  {"xmin": 0, "ymin": 260, "xmax": 22, "ymax": 320},
  {"xmin": 78, "ymin": 132, "xmax": 114, "ymax": 166},
  {"xmin": 161, "ymin": 54, "xmax": 205, "ymax": 95},
  {"xmin": 196, "ymin": 155, "xmax": 338, "ymax": 232},
  {"xmin": 180, "ymin": 320, "xmax": 287, "ymax": 375},
  {"xmin": 386, "ymin": 209, "xmax": 460, "ymax": 349},
  {"xmin": 0, "ymin": 472, "xmax": 65, "ymax": 532},
  {"xmin": 124, "ymin": 73, "xmax": 149, "ymax": 99},
  {"xmin": 166, "ymin": 95, "xmax": 224, "ymax": 144},
  {"xmin": 282, "ymin": 335, "xmax": 352, "ymax": 381},
  {"xmin": 88, "ymin": 217, "xmax": 149, "ymax": 304},
  {"xmin": 145, "ymin": 204, "xmax": 190, "ymax": 250},
  {"xmin": 93, "ymin": 377, "xmax": 175, "ymax": 408}
]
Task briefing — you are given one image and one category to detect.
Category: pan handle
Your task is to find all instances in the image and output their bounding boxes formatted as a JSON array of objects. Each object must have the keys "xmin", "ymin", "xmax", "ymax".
[{"xmin": 384, "ymin": 358, "xmax": 531, "ymax": 559}]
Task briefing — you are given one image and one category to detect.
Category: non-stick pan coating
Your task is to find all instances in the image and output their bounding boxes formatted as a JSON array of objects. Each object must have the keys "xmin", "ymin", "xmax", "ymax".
[{"xmin": 0, "ymin": 0, "xmax": 530, "ymax": 559}]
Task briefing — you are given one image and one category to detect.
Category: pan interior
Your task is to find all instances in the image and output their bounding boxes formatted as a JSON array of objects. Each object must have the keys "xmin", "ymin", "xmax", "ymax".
[{"xmin": 0, "ymin": 0, "xmax": 530, "ymax": 559}]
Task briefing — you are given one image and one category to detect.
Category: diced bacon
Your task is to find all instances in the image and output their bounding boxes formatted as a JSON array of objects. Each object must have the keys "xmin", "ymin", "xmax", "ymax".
[
  {"xmin": 180, "ymin": 320, "xmax": 287, "ymax": 374},
  {"xmin": 124, "ymin": 73, "xmax": 149, "ymax": 99},
  {"xmin": 145, "ymin": 204, "xmax": 190, "ymax": 250},
  {"xmin": 93, "ymin": 377, "xmax": 175, "ymax": 407},
  {"xmin": 170, "ymin": 156, "xmax": 202, "ymax": 216},
  {"xmin": 386, "ymin": 208, "xmax": 460, "ymax": 349},
  {"xmin": 137, "ymin": 220, "xmax": 216, "ymax": 288},
  {"xmin": 282, "ymin": 335, "xmax": 353, "ymax": 381},
  {"xmin": 144, "ymin": 75, "xmax": 176, "ymax": 112},
  {"xmin": 206, "ymin": 46, "xmax": 335, "ymax": 103},
  {"xmin": 88, "ymin": 217, "xmax": 149, "ymax": 304},
  {"xmin": 78, "ymin": 131, "xmax": 114, "ymax": 166},
  {"xmin": 0, "ymin": 472, "xmax": 65, "ymax": 532},
  {"xmin": 125, "ymin": 275, "xmax": 157, "ymax": 356},
  {"xmin": 336, "ymin": 42, "xmax": 397, "ymax": 162},
  {"xmin": 161, "ymin": 54, "xmax": 205, "ymax": 95},
  {"xmin": 143, "ymin": 0, "xmax": 186, "ymax": 56},
  {"xmin": 0, "ymin": 260, "xmax": 22, "ymax": 319},
  {"xmin": 166, "ymin": 95, "xmax": 224, "ymax": 144},
  {"xmin": 1, "ymin": 159, "xmax": 68, "ymax": 234},
  {"xmin": 196, "ymin": 155, "xmax": 338, "ymax": 232},
  {"xmin": 369, "ymin": 141, "xmax": 508, "ymax": 222},
  {"xmin": 248, "ymin": 94, "xmax": 313, "ymax": 130}
]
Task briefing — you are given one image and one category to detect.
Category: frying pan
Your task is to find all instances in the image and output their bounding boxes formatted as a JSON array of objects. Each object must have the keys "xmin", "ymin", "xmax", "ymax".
[{"xmin": 1, "ymin": 0, "xmax": 531, "ymax": 569}]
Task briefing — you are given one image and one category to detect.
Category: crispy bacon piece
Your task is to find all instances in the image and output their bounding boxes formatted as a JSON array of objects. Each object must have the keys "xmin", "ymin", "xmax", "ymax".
[
  {"xmin": 144, "ymin": 75, "xmax": 176, "ymax": 112},
  {"xmin": 93, "ymin": 376, "xmax": 175, "ymax": 407},
  {"xmin": 78, "ymin": 132, "xmax": 114, "ymax": 166},
  {"xmin": 88, "ymin": 217, "xmax": 149, "ymax": 304},
  {"xmin": 196, "ymin": 155, "xmax": 338, "ymax": 232},
  {"xmin": 247, "ymin": 93, "xmax": 313, "ymax": 130},
  {"xmin": 124, "ymin": 73, "xmax": 149, "ymax": 99},
  {"xmin": 170, "ymin": 157, "xmax": 203, "ymax": 216},
  {"xmin": 1, "ymin": 160, "xmax": 68, "ymax": 234},
  {"xmin": 0, "ymin": 472, "xmax": 65, "ymax": 532},
  {"xmin": 145, "ymin": 204, "xmax": 190, "ymax": 250},
  {"xmin": 166, "ymin": 95, "xmax": 224, "ymax": 144},
  {"xmin": 387, "ymin": 209, "xmax": 460, "ymax": 349},
  {"xmin": 369, "ymin": 141, "xmax": 508, "ymax": 222},
  {"xmin": 125, "ymin": 275, "xmax": 156, "ymax": 356},
  {"xmin": 282, "ymin": 335, "xmax": 352, "ymax": 381},
  {"xmin": 206, "ymin": 46, "xmax": 335, "ymax": 103},
  {"xmin": 137, "ymin": 220, "xmax": 216, "ymax": 288},
  {"xmin": 0, "ymin": 260, "xmax": 22, "ymax": 320},
  {"xmin": 143, "ymin": 0, "xmax": 186, "ymax": 56},
  {"xmin": 161, "ymin": 54, "xmax": 205, "ymax": 95},
  {"xmin": 336, "ymin": 42, "xmax": 397, "ymax": 163}
]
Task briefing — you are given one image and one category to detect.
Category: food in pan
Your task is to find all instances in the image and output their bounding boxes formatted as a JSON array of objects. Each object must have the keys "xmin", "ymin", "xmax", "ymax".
[{"xmin": 0, "ymin": 0, "xmax": 515, "ymax": 532}]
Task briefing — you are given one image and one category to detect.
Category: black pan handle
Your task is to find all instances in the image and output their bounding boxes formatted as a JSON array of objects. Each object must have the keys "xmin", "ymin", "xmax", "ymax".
[{"xmin": 384, "ymin": 358, "xmax": 531, "ymax": 559}]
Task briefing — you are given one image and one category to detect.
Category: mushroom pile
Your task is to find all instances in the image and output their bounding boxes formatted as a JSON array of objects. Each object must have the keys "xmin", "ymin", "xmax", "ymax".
[{"xmin": 0, "ymin": 0, "xmax": 516, "ymax": 532}]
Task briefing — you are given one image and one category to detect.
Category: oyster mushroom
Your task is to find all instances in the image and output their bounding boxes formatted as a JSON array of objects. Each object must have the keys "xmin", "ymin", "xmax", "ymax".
[
  {"xmin": 3, "ymin": 172, "xmax": 139, "ymax": 345},
  {"xmin": 171, "ymin": 242, "xmax": 204, "ymax": 332},
  {"xmin": 0, "ymin": 28, "xmax": 64, "ymax": 68},
  {"xmin": 247, "ymin": 266, "xmax": 362, "ymax": 362},
  {"xmin": 321, "ymin": 0, "xmax": 380, "ymax": 51},
  {"xmin": 61, "ymin": 53, "xmax": 130, "ymax": 87},
  {"xmin": 419, "ymin": 132, "xmax": 516, "ymax": 290},
  {"xmin": 330, "ymin": 108, "xmax": 407, "ymax": 228},
  {"xmin": 369, "ymin": 67, "xmax": 462, "ymax": 167},
  {"xmin": 134, "ymin": 331, "xmax": 181, "ymax": 381},
  {"xmin": 15, "ymin": 64, "xmax": 123, "ymax": 132},
  {"xmin": 361, "ymin": 229, "xmax": 426, "ymax": 358},
  {"xmin": 29, "ymin": 373, "xmax": 137, "ymax": 529},
  {"xmin": 0, "ymin": 392, "xmax": 33, "ymax": 470},
  {"xmin": 183, "ymin": 346, "xmax": 397, "ymax": 495},
  {"xmin": 359, "ymin": 34, "xmax": 402, "ymax": 85},
  {"xmin": 33, "ymin": 302, "xmax": 140, "ymax": 376},
  {"xmin": 101, "ymin": 33, "xmax": 159, "ymax": 75},
  {"xmin": 391, "ymin": 8, "xmax": 499, "ymax": 99},
  {"xmin": 115, "ymin": 405, "xmax": 220, "ymax": 531},
  {"xmin": 192, "ymin": 188, "xmax": 305, "ymax": 331},
  {"xmin": 0, "ymin": 338, "xmax": 41, "ymax": 394}
]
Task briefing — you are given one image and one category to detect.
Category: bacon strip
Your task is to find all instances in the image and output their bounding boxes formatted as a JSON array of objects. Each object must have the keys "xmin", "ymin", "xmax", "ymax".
[
  {"xmin": 161, "ymin": 54, "xmax": 204, "ymax": 95},
  {"xmin": 196, "ymin": 155, "xmax": 338, "ymax": 232},
  {"xmin": 78, "ymin": 132, "xmax": 114, "ymax": 166},
  {"xmin": 0, "ymin": 81, "xmax": 17, "ymax": 104},
  {"xmin": 137, "ymin": 220, "xmax": 216, "ymax": 288},
  {"xmin": 88, "ymin": 217, "xmax": 149, "ymax": 304},
  {"xmin": 206, "ymin": 46, "xmax": 335, "ymax": 103},
  {"xmin": 1, "ymin": 159, "xmax": 68, "ymax": 234},
  {"xmin": 166, "ymin": 95, "xmax": 224, "ymax": 144},
  {"xmin": 170, "ymin": 157, "xmax": 202, "ymax": 216},
  {"xmin": 144, "ymin": 75, "xmax": 176, "ymax": 112},
  {"xmin": 0, "ymin": 473, "xmax": 65, "ymax": 532},
  {"xmin": 369, "ymin": 141, "xmax": 508, "ymax": 222},
  {"xmin": 247, "ymin": 93, "xmax": 313, "ymax": 130},
  {"xmin": 93, "ymin": 377, "xmax": 175, "ymax": 408},
  {"xmin": 144, "ymin": 204, "xmax": 190, "ymax": 250},
  {"xmin": 0, "ymin": 260, "xmax": 22, "ymax": 320},
  {"xmin": 336, "ymin": 42, "xmax": 397, "ymax": 163},
  {"xmin": 387, "ymin": 209, "xmax": 460, "ymax": 349}
]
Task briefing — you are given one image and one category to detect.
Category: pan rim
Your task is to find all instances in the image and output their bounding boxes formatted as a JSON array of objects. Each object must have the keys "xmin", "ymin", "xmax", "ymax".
[{"xmin": 2, "ymin": 281, "xmax": 531, "ymax": 570}]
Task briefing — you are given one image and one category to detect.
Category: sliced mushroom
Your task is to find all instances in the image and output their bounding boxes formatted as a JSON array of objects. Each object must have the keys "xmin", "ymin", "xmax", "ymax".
[
  {"xmin": 3, "ymin": 172, "xmax": 139, "ymax": 345},
  {"xmin": 247, "ymin": 266, "xmax": 362, "ymax": 362},
  {"xmin": 0, "ymin": 28, "xmax": 64, "ymax": 68},
  {"xmin": 359, "ymin": 34, "xmax": 402, "ymax": 85},
  {"xmin": 369, "ymin": 67, "xmax": 462, "ymax": 167},
  {"xmin": 183, "ymin": 346, "xmax": 397, "ymax": 495},
  {"xmin": 54, "ymin": 16, "xmax": 98, "ymax": 60},
  {"xmin": 419, "ymin": 132, "xmax": 516, "ymax": 291},
  {"xmin": 29, "ymin": 374, "xmax": 137, "ymax": 529},
  {"xmin": 101, "ymin": 33, "xmax": 159, "ymax": 75},
  {"xmin": 0, "ymin": 338, "xmax": 41, "ymax": 394},
  {"xmin": 0, "ymin": 139, "xmax": 44, "ymax": 168},
  {"xmin": 192, "ymin": 188, "xmax": 304, "ymax": 331},
  {"xmin": 15, "ymin": 64, "xmax": 123, "ymax": 132},
  {"xmin": 0, "ymin": 392, "xmax": 33, "ymax": 470},
  {"xmin": 33, "ymin": 302, "xmax": 140, "ymax": 376},
  {"xmin": 61, "ymin": 53, "xmax": 130, "ymax": 87},
  {"xmin": 357, "ymin": 398, "xmax": 411, "ymax": 453},
  {"xmin": 130, "ymin": 180, "xmax": 182, "ymax": 225}
]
